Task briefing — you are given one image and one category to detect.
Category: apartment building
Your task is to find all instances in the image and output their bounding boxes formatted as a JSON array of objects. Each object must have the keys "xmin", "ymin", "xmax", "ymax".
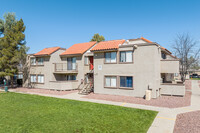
[
  {"xmin": 91, "ymin": 38, "xmax": 183, "ymax": 98},
  {"xmin": 24, "ymin": 37, "xmax": 184, "ymax": 98},
  {"xmin": 24, "ymin": 42, "xmax": 97, "ymax": 91}
]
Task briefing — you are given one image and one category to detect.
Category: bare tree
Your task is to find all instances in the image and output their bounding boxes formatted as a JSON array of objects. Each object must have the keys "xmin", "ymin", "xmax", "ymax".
[{"xmin": 172, "ymin": 33, "xmax": 200, "ymax": 82}]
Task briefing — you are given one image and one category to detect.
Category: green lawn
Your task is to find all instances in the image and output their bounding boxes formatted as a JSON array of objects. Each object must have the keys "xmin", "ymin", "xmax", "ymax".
[
  {"xmin": 190, "ymin": 78, "xmax": 200, "ymax": 80},
  {"xmin": 0, "ymin": 92, "xmax": 157, "ymax": 133}
]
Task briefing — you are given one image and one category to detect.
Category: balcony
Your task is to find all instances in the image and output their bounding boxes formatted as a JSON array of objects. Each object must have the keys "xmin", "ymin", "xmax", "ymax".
[
  {"xmin": 54, "ymin": 63, "xmax": 78, "ymax": 74},
  {"xmin": 161, "ymin": 60, "xmax": 179, "ymax": 73}
]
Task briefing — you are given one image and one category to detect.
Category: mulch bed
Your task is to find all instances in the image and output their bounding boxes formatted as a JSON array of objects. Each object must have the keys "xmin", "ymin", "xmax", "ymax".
[
  {"xmin": 84, "ymin": 91, "xmax": 191, "ymax": 108},
  {"xmin": 185, "ymin": 80, "xmax": 192, "ymax": 90},
  {"xmin": 8, "ymin": 88, "xmax": 78, "ymax": 95},
  {"xmin": 173, "ymin": 110, "xmax": 200, "ymax": 133}
]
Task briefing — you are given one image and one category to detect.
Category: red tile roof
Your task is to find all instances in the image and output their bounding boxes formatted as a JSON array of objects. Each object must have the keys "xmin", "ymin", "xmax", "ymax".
[
  {"xmin": 60, "ymin": 41, "xmax": 96, "ymax": 56},
  {"xmin": 140, "ymin": 37, "xmax": 152, "ymax": 43},
  {"xmin": 91, "ymin": 40, "xmax": 125, "ymax": 51},
  {"xmin": 34, "ymin": 47, "xmax": 61, "ymax": 56},
  {"xmin": 161, "ymin": 47, "xmax": 172, "ymax": 54}
]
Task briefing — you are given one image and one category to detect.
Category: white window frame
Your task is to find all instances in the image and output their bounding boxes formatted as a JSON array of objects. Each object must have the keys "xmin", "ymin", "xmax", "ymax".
[
  {"xmin": 37, "ymin": 75, "xmax": 44, "ymax": 83},
  {"xmin": 84, "ymin": 56, "xmax": 89, "ymax": 65},
  {"xmin": 30, "ymin": 75, "xmax": 37, "ymax": 83},
  {"xmin": 120, "ymin": 51, "xmax": 133, "ymax": 63},
  {"xmin": 37, "ymin": 58, "xmax": 44, "ymax": 65},
  {"xmin": 105, "ymin": 76, "xmax": 117, "ymax": 88},
  {"xmin": 31, "ymin": 58, "xmax": 36, "ymax": 65},
  {"xmin": 105, "ymin": 52, "xmax": 117, "ymax": 63},
  {"xmin": 18, "ymin": 74, "xmax": 23, "ymax": 79}
]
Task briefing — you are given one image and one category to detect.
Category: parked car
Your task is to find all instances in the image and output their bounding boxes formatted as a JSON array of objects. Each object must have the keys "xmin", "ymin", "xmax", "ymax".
[{"xmin": 190, "ymin": 74, "xmax": 199, "ymax": 78}]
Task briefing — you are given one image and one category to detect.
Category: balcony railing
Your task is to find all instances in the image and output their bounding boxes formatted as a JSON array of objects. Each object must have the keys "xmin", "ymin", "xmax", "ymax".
[{"xmin": 54, "ymin": 63, "xmax": 78, "ymax": 73}]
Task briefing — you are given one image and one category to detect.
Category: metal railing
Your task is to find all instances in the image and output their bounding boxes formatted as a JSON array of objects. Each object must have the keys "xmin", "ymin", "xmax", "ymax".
[{"xmin": 54, "ymin": 63, "xmax": 78, "ymax": 72}]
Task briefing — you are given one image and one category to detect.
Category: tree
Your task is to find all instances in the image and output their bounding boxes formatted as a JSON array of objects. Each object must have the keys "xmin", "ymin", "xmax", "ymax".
[
  {"xmin": 0, "ymin": 13, "xmax": 28, "ymax": 86},
  {"xmin": 90, "ymin": 33, "xmax": 105, "ymax": 42},
  {"xmin": 172, "ymin": 33, "xmax": 200, "ymax": 81},
  {"xmin": 189, "ymin": 57, "xmax": 200, "ymax": 70}
]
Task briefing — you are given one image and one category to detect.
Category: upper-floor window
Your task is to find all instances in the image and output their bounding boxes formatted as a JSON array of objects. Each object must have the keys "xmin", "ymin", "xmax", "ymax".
[
  {"xmin": 31, "ymin": 58, "xmax": 36, "ymax": 65},
  {"xmin": 84, "ymin": 56, "xmax": 89, "ymax": 65},
  {"xmin": 67, "ymin": 57, "xmax": 76, "ymax": 70},
  {"xmin": 37, "ymin": 58, "xmax": 44, "ymax": 65},
  {"xmin": 120, "ymin": 51, "xmax": 133, "ymax": 63},
  {"xmin": 105, "ymin": 52, "xmax": 117, "ymax": 63},
  {"xmin": 120, "ymin": 76, "xmax": 133, "ymax": 88},
  {"xmin": 161, "ymin": 53, "xmax": 166, "ymax": 59}
]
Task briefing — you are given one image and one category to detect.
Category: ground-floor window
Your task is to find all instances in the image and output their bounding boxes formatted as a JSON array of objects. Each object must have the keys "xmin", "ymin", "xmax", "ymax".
[
  {"xmin": 38, "ymin": 75, "xmax": 44, "ymax": 83},
  {"xmin": 30, "ymin": 75, "xmax": 37, "ymax": 83},
  {"xmin": 105, "ymin": 76, "xmax": 117, "ymax": 87},
  {"xmin": 120, "ymin": 76, "xmax": 133, "ymax": 88},
  {"xmin": 67, "ymin": 75, "xmax": 76, "ymax": 80}
]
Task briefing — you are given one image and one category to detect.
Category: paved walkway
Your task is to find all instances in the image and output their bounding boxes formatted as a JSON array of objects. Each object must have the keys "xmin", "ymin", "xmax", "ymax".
[
  {"xmin": 148, "ymin": 80, "xmax": 200, "ymax": 133},
  {"xmin": 6, "ymin": 80, "xmax": 200, "ymax": 133}
]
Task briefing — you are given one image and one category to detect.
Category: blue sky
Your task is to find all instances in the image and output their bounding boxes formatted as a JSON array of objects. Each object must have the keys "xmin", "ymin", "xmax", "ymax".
[{"xmin": 0, "ymin": 0, "xmax": 200, "ymax": 54}]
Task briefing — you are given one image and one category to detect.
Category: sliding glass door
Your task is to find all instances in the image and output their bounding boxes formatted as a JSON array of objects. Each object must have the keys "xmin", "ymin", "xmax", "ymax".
[{"xmin": 67, "ymin": 57, "xmax": 76, "ymax": 70}]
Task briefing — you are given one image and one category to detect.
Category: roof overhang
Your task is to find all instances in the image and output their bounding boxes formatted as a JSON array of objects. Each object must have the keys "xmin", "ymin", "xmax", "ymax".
[{"xmin": 60, "ymin": 53, "xmax": 82, "ymax": 57}]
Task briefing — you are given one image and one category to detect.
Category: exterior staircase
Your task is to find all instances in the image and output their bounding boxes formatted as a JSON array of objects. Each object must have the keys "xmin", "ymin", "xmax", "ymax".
[{"xmin": 78, "ymin": 76, "xmax": 93, "ymax": 95}]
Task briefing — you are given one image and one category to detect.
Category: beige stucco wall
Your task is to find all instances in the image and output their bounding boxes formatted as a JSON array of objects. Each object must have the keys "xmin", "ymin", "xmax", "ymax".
[
  {"xmin": 23, "ymin": 49, "xmax": 81, "ymax": 90},
  {"xmin": 160, "ymin": 84, "xmax": 185, "ymax": 96},
  {"xmin": 93, "ymin": 44, "xmax": 161, "ymax": 98},
  {"xmin": 161, "ymin": 60, "xmax": 179, "ymax": 73},
  {"xmin": 23, "ymin": 48, "xmax": 92, "ymax": 90}
]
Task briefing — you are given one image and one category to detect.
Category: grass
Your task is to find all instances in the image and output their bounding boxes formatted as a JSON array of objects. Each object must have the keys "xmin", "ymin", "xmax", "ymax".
[
  {"xmin": 190, "ymin": 78, "xmax": 200, "ymax": 80},
  {"xmin": 0, "ymin": 93, "xmax": 157, "ymax": 133}
]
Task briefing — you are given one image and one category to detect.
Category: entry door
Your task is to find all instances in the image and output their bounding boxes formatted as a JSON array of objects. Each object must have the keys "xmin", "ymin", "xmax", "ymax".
[
  {"xmin": 67, "ymin": 57, "xmax": 76, "ymax": 70},
  {"xmin": 89, "ymin": 56, "xmax": 94, "ymax": 70}
]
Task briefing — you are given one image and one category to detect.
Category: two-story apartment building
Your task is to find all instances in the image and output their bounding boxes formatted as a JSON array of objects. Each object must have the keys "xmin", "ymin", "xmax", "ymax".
[
  {"xmin": 91, "ymin": 37, "xmax": 183, "ymax": 98},
  {"xmin": 24, "ymin": 42, "xmax": 97, "ymax": 91},
  {"xmin": 24, "ymin": 37, "xmax": 184, "ymax": 98}
]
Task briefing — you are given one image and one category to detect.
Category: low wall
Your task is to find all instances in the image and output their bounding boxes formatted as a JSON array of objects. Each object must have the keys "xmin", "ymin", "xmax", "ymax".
[
  {"xmin": 49, "ymin": 81, "xmax": 79, "ymax": 90},
  {"xmin": 160, "ymin": 84, "xmax": 185, "ymax": 96}
]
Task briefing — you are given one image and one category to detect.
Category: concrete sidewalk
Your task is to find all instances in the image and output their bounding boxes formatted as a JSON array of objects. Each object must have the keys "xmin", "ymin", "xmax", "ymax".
[
  {"xmin": 148, "ymin": 80, "xmax": 200, "ymax": 133},
  {"xmin": 7, "ymin": 80, "xmax": 200, "ymax": 133}
]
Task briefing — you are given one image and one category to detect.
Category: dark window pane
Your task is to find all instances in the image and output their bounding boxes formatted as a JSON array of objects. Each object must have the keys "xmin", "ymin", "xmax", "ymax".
[
  {"xmin": 105, "ymin": 53, "xmax": 111, "ymax": 63},
  {"xmin": 67, "ymin": 58, "xmax": 72, "ymax": 70},
  {"xmin": 120, "ymin": 76, "xmax": 126, "ymax": 87},
  {"xmin": 72, "ymin": 75, "xmax": 76, "ymax": 80},
  {"xmin": 126, "ymin": 77, "xmax": 133, "ymax": 87}
]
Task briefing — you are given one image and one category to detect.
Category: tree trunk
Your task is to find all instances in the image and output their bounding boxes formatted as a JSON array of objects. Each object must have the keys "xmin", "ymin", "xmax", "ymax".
[{"xmin": 10, "ymin": 76, "xmax": 14, "ymax": 88}]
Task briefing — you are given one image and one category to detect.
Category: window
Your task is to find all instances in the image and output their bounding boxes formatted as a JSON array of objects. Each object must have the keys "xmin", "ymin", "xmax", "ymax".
[
  {"xmin": 105, "ymin": 76, "xmax": 117, "ymax": 87},
  {"xmin": 38, "ymin": 58, "xmax": 44, "ymax": 65},
  {"xmin": 84, "ymin": 56, "xmax": 89, "ymax": 65},
  {"xmin": 30, "ymin": 75, "xmax": 36, "ymax": 83},
  {"xmin": 18, "ymin": 74, "xmax": 23, "ymax": 79},
  {"xmin": 105, "ymin": 52, "xmax": 117, "ymax": 63},
  {"xmin": 31, "ymin": 58, "xmax": 36, "ymax": 65},
  {"xmin": 67, "ymin": 75, "xmax": 76, "ymax": 80},
  {"xmin": 67, "ymin": 57, "xmax": 76, "ymax": 70},
  {"xmin": 38, "ymin": 75, "xmax": 44, "ymax": 83},
  {"xmin": 161, "ymin": 53, "xmax": 166, "ymax": 59},
  {"xmin": 120, "ymin": 51, "xmax": 133, "ymax": 63},
  {"xmin": 120, "ymin": 76, "xmax": 133, "ymax": 88}
]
